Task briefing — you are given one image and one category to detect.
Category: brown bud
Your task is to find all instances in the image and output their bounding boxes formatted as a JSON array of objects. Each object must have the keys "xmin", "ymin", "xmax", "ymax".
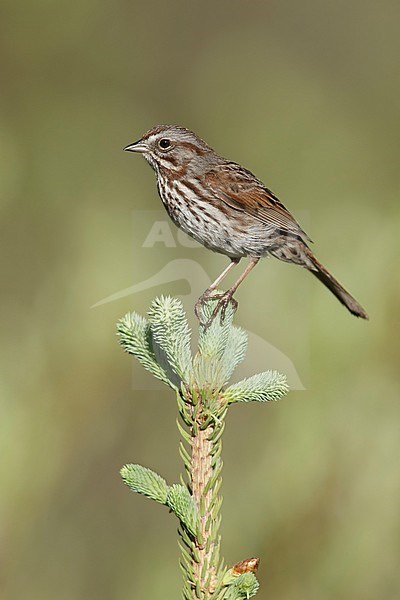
[{"xmin": 232, "ymin": 557, "xmax": 260, "ymax": 576}]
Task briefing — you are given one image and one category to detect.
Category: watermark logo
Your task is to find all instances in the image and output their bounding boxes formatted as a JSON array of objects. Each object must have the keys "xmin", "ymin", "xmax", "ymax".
[{"xmin": 92, "ymin": 210, "xmax": 308, "ymax": 390}]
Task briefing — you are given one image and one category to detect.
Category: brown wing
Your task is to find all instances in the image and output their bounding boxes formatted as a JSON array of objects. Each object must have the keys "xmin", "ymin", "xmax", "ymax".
[{"xmin": 205, "ymin": 162, "xmax": 312, "ymax": 243}]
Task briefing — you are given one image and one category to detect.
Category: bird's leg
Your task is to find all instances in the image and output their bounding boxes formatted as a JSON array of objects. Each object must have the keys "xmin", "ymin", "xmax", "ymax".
[
  {"xmin": 210, "ymin": 257, "xmax": 260, "ymax": 324},
  {"xmin": 195, "ymin": 258, "xmax": 240, "ymax": 321}
]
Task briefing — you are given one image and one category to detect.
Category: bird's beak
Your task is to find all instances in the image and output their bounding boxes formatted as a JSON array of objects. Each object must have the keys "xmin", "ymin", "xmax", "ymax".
[{"xmin": 123, "ymin": 139, "xmax": 148, "ymax": 153}]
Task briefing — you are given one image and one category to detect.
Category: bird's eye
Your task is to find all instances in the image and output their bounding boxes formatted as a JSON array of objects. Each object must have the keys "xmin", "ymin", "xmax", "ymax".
[{"xmin": 159, "ymin": 138, "xmax": 171, "ymax": 150}]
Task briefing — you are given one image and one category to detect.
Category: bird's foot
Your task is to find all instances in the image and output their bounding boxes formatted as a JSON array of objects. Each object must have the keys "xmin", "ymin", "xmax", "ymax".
[
  {"xmin": 195, "ymin": 290, "xmax": 238, "ymax": 328},
  {"xmin": 194, "ymin": 290, "xmax": 213, "ymax": 322}
]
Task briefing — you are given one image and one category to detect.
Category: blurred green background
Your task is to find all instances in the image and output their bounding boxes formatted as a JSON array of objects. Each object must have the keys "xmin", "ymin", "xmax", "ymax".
[{"xmin": 1, "ymin": 1, "xmax": 399, "ymax": 598}]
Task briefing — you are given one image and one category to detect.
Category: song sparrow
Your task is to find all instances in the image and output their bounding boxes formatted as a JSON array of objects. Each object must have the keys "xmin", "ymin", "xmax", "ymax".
[{"xmin": 124, "ymin": 125, "xmax": 368, "ymax": 323}]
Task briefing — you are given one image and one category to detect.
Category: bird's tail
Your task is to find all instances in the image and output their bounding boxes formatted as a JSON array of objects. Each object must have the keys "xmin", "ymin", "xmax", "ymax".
[{"xmin": 306, "ymin": 249, "xmax": 369, "ymax": 319}]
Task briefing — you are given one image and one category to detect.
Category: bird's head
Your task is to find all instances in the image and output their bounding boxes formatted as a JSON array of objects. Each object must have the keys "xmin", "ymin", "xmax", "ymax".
[{"xmin": 124, "ymin": 125, "xmax": 213, "ymax": 173}]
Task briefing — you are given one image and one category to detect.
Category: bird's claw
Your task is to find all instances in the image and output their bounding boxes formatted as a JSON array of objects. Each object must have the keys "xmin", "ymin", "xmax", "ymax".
[{"xmin": 195, "ymin": 290, "xmax": 238, "ymax": 328}]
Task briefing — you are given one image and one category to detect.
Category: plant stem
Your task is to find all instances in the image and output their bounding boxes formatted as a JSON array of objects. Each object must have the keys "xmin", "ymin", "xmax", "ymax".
[
  {"xmin": 192, "ymin": 423, "xmax": 217, "ymax": 595},
  {"xmin": 179, "ymin": 387, "xmax": 226, "ymax": 599}
]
